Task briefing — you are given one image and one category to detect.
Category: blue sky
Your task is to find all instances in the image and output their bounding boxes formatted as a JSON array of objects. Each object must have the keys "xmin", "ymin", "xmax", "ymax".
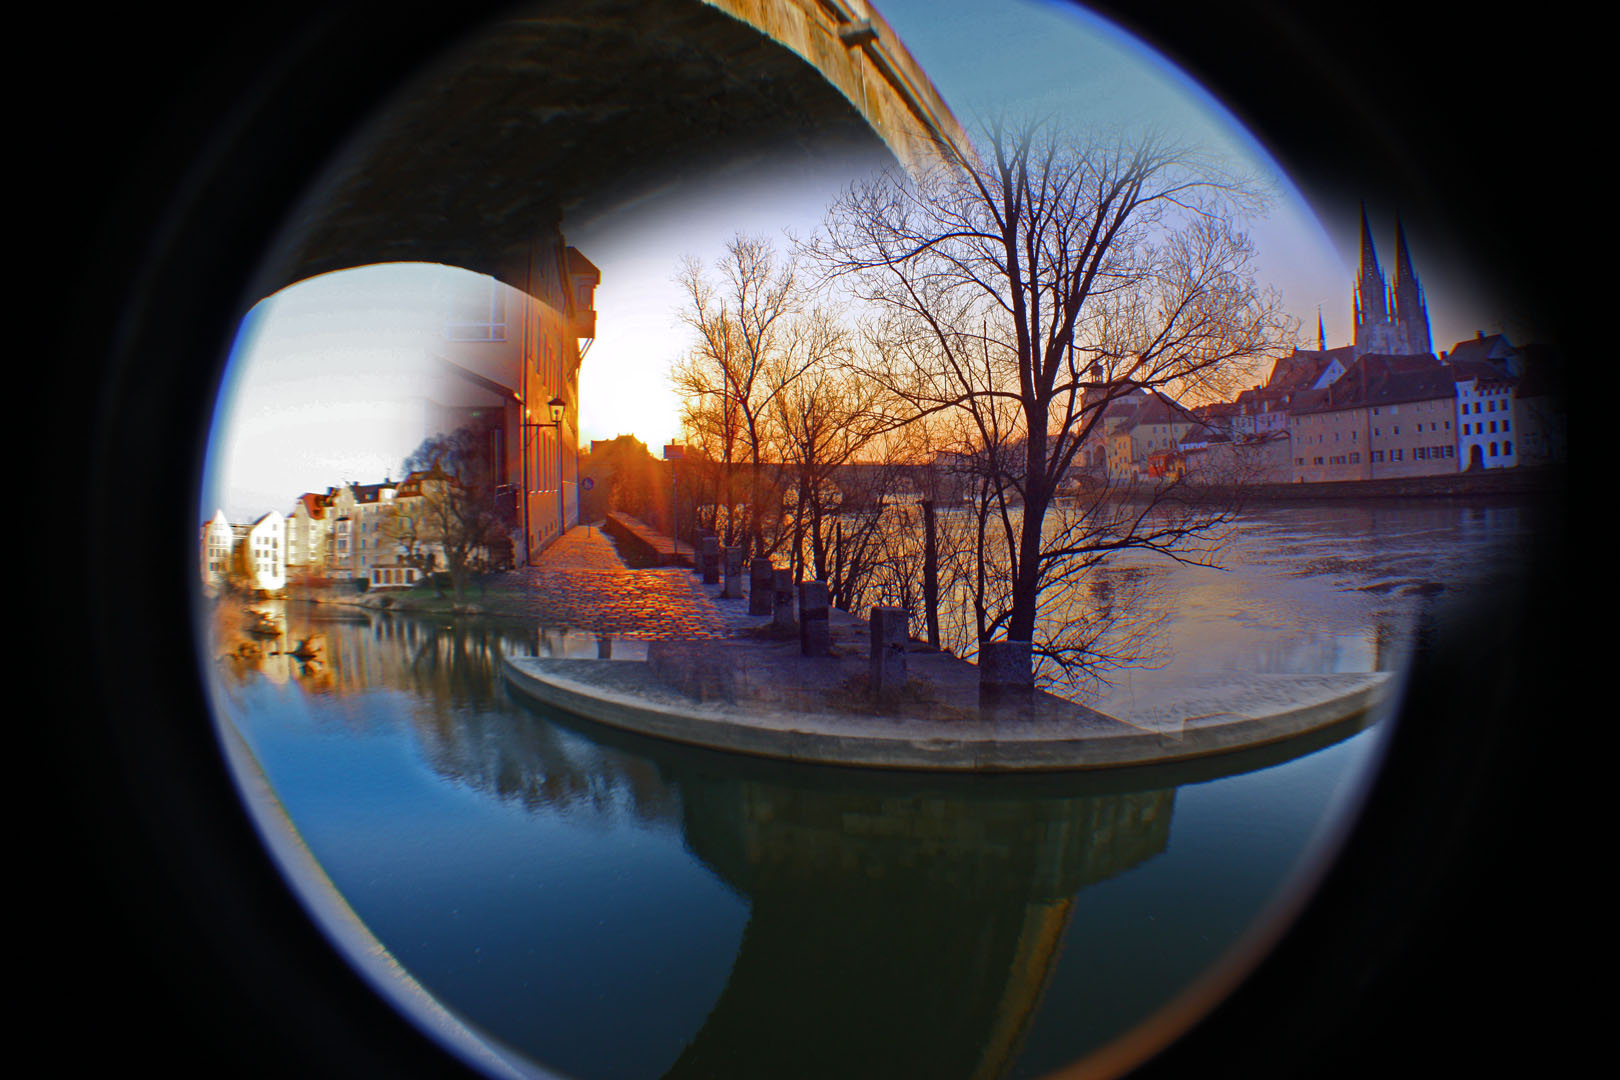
[{"xmin": 205, "ymin": 0, "xmax": 1483, "ymax": 521}]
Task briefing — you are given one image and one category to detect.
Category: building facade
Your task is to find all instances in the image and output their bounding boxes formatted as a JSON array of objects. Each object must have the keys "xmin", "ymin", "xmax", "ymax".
[{"xmin": 200, "ymin": 509, "xmax": 285, "ymax": 592}]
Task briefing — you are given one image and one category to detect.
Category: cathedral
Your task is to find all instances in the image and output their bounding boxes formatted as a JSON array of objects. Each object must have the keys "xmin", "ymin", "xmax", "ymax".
[{"xmin": 1352, "ymin": 205, "xmax": 1432, "ymax": 358}]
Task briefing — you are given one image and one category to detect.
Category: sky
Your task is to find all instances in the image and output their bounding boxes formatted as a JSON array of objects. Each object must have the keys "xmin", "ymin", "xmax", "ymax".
[{"xmin": 203, "ymin": 0, "xmax": 1491, "ymax": 522}]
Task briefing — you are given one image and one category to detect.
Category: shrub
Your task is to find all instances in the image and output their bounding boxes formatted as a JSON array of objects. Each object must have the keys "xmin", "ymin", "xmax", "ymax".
[{"xmin": 353, "ymin": 578, "xmax": 369, "ymax": 593}]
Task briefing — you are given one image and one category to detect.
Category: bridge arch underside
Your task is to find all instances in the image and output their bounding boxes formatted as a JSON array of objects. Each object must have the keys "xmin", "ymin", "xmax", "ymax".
[{"xmin": 257, "ymin": 0, "xmax": 913, "ymax": 302}]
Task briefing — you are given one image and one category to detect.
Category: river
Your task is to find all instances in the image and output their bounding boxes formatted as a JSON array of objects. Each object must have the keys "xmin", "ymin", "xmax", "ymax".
[{"xmin": 202, "ymin": 499, "xmax": 1533, "ymax": 1079}]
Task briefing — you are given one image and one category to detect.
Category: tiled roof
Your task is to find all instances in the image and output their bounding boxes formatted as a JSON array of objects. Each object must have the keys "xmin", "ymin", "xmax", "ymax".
[
  {"xmin": 1133, "ymin": 392, "xmax": 1198, "ymax": 427},
  {"xmin": 1445, "ymin": 333, "xmax": 1514, "ymax": 368},
  {"xmin": 1449, "ymin": 358, "xmax": 1514, "ymax": 385},
  {"xmin": 1292, "ymin": 353, "xmax": 1455, "ymax": 415},
  {"xmin": 1266, "ymin": 346, "xmax": 1354, "ymax": 391}
]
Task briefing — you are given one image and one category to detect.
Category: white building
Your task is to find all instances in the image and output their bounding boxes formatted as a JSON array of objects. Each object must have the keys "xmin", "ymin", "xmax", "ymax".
[
  {"xmin": 201, "ymin": 510, "xmax": 234, "ymax": 590},
  {"xmin": 199, "ymin": 509, "xmax": 286, "ymax": 592},
  {"xmin": 1451, "ymin": 359, "xmax": 1518, "ymax": 471},
  {"xmin": 242, "ymin": 511, "xmax": 287, "ymax": 591}
]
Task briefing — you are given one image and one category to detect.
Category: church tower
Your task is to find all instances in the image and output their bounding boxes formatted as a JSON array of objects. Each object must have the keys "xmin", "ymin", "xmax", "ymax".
[
  {"xmin": 1353, "ymin": 204, "xmax": 1392, "ymax": 357},
  {"xmin": 1354, "ymin": 205, "xmax": 1432, "ymax": 357},
  {"xmin": 1390, "ymin": 215, "xmax": 1432, "ymax": 355}
]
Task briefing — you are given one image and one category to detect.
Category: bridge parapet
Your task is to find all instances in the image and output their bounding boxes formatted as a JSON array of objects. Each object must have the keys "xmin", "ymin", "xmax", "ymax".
[{"xmin": 706, "ymin": 0, "xmax": 970, "ymax": 175}]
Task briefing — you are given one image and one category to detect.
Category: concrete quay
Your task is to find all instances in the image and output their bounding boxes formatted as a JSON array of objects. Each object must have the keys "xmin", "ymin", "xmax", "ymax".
[{"xmin": 501, "ymin": 527, "xmax": 1393, "ymax": 772}]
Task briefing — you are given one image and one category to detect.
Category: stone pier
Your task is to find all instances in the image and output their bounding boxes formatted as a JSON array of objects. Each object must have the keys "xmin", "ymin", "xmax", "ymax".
[
  {"xmin": 722, "ymin": 545, "xmax": 745, "ymax": 600},
  {"xmin": 750, "ymin": 558, "xmax": 774, "ymax": 616},
  {"xmin": 700, "ymin": 536, "xmax": 721, "ymax": 585},
  {"xmin": 799, "ymin": 581, "xmax": 830, "ymax": 656},
  {"xmin": 979, "ymin": 640, "xmax": 1035, "ymax": 715},
  {"xmin": 869, "ymin": 606, "xmax": 909, "ymax": 700},
  {"xmin": 772, "ymin": 569, "xmax": 796, "ymax": 632}
]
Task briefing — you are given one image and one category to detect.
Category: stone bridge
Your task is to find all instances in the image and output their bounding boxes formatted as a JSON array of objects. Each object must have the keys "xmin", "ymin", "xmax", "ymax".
[{"xmin": 256, "ymin": 0, "xmax": 969, "ymax": 301}]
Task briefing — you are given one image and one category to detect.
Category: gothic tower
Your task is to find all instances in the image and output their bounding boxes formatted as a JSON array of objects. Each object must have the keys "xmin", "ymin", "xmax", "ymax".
[
  {"xmin": 1390, "ymin": 214, "xmax": 1432, "ymax": 355},
  {"xmin": 1353, "ymin": 204, "xmax": 1392, "ymax": 357},
  {"xmin": 1354, "ymin": 205, "xmax": 1432, "ymax": 357}
]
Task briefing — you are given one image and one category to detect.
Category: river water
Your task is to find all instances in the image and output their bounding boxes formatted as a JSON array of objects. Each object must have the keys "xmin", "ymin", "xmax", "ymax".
[{"xmin": 203, "ymin": 500, "xmax": 1533, "ymax": 1079}]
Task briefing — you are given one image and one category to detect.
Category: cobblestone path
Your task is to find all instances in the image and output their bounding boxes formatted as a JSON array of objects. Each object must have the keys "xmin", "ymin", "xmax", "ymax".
[{"xmin": 485, "ymin": 526, "xmax": 728, "ymax": 639}]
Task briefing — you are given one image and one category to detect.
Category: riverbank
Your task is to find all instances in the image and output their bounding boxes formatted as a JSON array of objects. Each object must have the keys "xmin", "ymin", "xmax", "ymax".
[
  {"xmin": 1091, "ymin": 463, "xmax": 1563, "ymax": 504},
  {"xmin": 504, "ymin": 648, "xmax": 1390, "ymax": 772},
  {"xmin": 495, "ymin": 527, "xmax": 1394, "ymax": 772}
]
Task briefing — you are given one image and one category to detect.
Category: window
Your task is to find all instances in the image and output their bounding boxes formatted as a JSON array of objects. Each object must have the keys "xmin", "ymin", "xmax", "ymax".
[
  {"xmin": 1489, "ymin": 442, "xmax": 1498, "ymax": 457},
  {"xmin": 1503, "ymin": 419, "xmax": 1510, "ymax": 432},
  {"xmin": 1504, "ymin": 441, "xmax": 1513, "ymax": 455}
]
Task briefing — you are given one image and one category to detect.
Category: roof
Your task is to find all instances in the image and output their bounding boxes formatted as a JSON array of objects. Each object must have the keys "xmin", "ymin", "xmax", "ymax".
[
  {"xmin": 1449, "ymin": 358, "xmax": 1514, "ymax": 386},
  {"xmin": 1292, "ymin": 353, "xmax": 1456, "ymax": 415},
  {"xmin": 566, "ymin": 246, "xmax": 601, "ymax": 283},
  {"xmin": 1130, "ymin": 391, "xmax": 1199, "ymax": 428},
  {"xmin": 1266, "ymin": 346, "xmax": 1354, "ymax": 391},
  {"xmin": 295, "ymin": 492, "xmax": 327, "ymax": 519},
  {"xmin": 1445, "ymin": 332, "xmax": 1515, "ymax": 369}
]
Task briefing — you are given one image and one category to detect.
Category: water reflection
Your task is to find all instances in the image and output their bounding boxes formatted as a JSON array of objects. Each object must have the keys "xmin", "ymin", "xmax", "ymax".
[
  {"xmin": 665, "ymin": 765, "xmax": 1172, "ymax": 1080},
  {"xmin": 209, "ymin": 589, "xmax": 1384, "ymax": 1079}
]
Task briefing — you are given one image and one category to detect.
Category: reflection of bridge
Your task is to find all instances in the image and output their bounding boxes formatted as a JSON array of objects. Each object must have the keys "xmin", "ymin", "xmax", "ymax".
[
  {"xmin": 256, "ymin": 0, "xmax": 967, "ymax": 300},
  {"xmin": 665, "ymin": 768, "xmax": 1174, "ymax": 1079}
]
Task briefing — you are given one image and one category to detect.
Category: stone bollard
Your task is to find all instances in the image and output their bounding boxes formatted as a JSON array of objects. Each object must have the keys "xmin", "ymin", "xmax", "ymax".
[
  {"xmin": 596, "ymin": 635, "xmax": 612, "ymax": 659},
  {"xmin": 799, "ymin": 580, "xmax": 831, "ymax": 656},
  {"xmin": 749, "ymin": 558, "xmax": 774, "ymax": 615},
  {"xmin": 979, "ymin": 639, "xmax": 1035, "ymax": 714},
  {"xmin": 869, "ymin": 606, "xmax": 909, "ymax": 700},
  {"xmin": 722, "ymin": 545, "xmax": 745, "ymax": 599},
  {"xmin": 771, "ymin": 569, "xmax": 796, "ymax": 631},
  {"xmin": 700, "ymin": 535, "xmax": 720, "ymax": 585}
]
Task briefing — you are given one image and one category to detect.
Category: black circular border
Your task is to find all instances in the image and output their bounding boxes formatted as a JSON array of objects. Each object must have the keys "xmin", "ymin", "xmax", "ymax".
[{"xmin": 49, "ymin": 2, "xmax": 1571, "ymax": 1076}]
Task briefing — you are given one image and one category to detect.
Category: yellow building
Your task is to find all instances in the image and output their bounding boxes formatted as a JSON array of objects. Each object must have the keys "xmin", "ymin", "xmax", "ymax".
[{"xmin": 1289, "ymin": 355, "xmax": 1458, "ymax": 482}]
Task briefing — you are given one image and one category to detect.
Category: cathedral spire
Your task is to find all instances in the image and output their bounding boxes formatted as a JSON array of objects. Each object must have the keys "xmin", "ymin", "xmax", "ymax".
[
  {"xmin": 1318, "ymin": 307, "xmax": 1326, "ymax": 350},
  {"xmin": 1391, "ymin": 213, "xmax": 1432, "ymax": 354},
  {"xmin": 1353, "ymin": 202, "xmax": 1390, "ymax": 356}
]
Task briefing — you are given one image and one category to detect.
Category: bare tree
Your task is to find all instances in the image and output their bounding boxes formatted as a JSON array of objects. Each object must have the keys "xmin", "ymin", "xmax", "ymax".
[
  {"xmin": 398, "ymin": 423, "xmax": 507, "ymax": 602},
  {"xmin": 808, "ymin": 118, "xmax": 1287, "ymax": 689},
  {"xmin": 672, "ymin": 235, "xmax": 837, "ymax": 557}
]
